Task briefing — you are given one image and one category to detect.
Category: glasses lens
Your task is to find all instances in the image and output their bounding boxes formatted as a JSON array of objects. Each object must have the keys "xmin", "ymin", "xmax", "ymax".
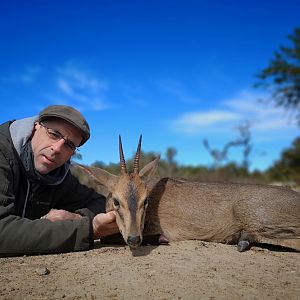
[
  {"xmin": 65, "ymin": 140, "xmax": 76, "ymax": 152},
  {"xmin": 46, "ymin": 128, "xmax": 61, "ymax": 141}
]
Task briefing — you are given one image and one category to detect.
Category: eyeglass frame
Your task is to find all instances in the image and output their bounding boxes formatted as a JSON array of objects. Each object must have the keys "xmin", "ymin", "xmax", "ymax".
[{"xmin": 39, "ymin": 122, "xmax": 79, "ymax": 153}]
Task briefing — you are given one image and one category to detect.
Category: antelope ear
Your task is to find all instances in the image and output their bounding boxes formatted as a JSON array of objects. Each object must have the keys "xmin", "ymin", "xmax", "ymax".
[
  {"xmin": 105, "ymin": 194, "xmax": 114, "ymax": 212},
  {"xmin": 139, "ymin": 155, "xmax": 160, "ymax": 182},
  {"xmin": 76, "ymin": 164, "xmax": 118, "ymax": 191}
]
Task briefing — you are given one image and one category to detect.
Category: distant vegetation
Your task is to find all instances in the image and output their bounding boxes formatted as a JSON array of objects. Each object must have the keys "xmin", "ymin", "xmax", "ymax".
[
  {"xmin": 72, "ymin": 135, "xmax": 300, "ymax": 189},
  {"xmin": 267, "ymin": 137, "xmax": 300, "ymax": 184}
]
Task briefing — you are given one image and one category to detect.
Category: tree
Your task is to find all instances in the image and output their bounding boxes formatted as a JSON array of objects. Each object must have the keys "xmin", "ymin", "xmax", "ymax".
[
  {"xmin": 267, "ymin": 137, "xmax": 300, "ymax": 183},
  {"xmin": 235, "ymin": 122, "xmax": 252, "ymax": 170},
  {"xmin": 164, "ymin": 147, "xmax": 178, "ymax": 176},
  {"xmin": 166, "ymin": 147, "xmax": 177, "ymax": 166},
  {"xmin": 203, "ymin": 121, "xmax": 252, "ymax": 171},
  {"xmin": 256, "ymin": 28, "xmax": 300, "ymax": 125},
  {"xmin": 203, "ymin": 138, "xmax": 232, "ymax": 168}
]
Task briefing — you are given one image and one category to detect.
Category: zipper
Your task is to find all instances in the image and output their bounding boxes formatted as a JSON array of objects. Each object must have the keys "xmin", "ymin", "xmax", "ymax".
[{"xmin": 22, "ymin": 179, "xmax": 31, "ymax": 218}]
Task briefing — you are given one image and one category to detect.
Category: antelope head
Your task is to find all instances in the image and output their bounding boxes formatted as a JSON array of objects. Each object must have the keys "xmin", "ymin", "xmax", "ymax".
[{"xmin": 77, "ymin": 135, "xmax": 160, "ymax": 249}]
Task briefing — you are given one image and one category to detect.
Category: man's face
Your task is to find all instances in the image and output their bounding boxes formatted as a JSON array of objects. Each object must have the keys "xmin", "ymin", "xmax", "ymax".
[{"xmin": 31, "ymin": 118, "xmax": 82, "ymax": 174}]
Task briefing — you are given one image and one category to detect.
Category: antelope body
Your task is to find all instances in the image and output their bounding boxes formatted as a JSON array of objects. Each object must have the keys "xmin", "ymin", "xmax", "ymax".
[{"xmin": 79, "ymin": 136, "xmax": 300, "ymax": 252}]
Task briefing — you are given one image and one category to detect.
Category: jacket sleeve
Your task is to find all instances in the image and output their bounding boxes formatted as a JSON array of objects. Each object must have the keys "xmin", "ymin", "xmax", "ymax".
[
  {"xmin": 52, "ymin": 171, "xmax": 107, "ymax": 216},
  {"xmin": 0, "ymin": 214, "xmax": 93, "ymax": 257},
  {"xmin": 0, "ymin": 150, "xmax": 93, "ymax": 257}
]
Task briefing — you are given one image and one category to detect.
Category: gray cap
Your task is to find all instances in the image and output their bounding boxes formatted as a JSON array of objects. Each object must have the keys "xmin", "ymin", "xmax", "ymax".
[{"xmin": 38, "ymin": 105, "xmax": 90, "ymax": 146}]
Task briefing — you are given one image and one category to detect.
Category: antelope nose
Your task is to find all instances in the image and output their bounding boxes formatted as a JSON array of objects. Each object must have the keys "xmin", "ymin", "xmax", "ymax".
[{"xmin": 127, "ymin": 235, "xmax": 141, "ymax": 248}]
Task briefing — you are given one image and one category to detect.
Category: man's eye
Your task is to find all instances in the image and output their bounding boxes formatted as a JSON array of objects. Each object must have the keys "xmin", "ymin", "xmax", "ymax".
[
  {"xmin": 48, "ymin": 130, "xmax": 60, "ymax": 140},
  {"xmin": 65, "ymin": 141, "xmax": 76, "ymax": 151}
]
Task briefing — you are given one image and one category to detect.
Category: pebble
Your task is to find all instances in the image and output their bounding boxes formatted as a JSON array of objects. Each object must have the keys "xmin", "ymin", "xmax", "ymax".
[{"xmin": 36, "ymin": 266, "xmax": 50, "ymax": 276}]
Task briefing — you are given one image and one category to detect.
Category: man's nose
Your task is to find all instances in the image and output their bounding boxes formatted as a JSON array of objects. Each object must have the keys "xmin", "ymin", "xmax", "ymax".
[{"xmin": 51, "ymin": 139, "xmax": 65, "ymax": 152}]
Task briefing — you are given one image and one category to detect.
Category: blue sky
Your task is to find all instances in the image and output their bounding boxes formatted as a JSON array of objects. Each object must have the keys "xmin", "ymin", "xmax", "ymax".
[{"xmin": 1, "ymin": 0, "xmax": 299, "ymax": 171}]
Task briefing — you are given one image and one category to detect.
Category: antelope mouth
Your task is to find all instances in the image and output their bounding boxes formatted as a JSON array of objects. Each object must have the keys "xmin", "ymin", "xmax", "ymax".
[{"xmin": 127, "ymin": 235, "xmax": 142, "ymax": 249}]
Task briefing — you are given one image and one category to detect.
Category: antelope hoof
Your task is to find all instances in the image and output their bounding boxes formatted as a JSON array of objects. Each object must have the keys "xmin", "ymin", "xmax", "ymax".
[
  {"xmin": 158, "ymin": 234, "xmax": 169, "ymax": 245},
  {"xmin": 127, "ymin": 235, "xmax": 141, "ymax": 249},
  {"xmin": 237, "ymin": 240, "xmax": 250, "ymax": 252}
]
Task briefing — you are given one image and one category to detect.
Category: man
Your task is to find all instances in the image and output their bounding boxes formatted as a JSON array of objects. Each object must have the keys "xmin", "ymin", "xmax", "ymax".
[{"xmin": 0, "ymin": 105, "xmax": 119, "ymax": 256}]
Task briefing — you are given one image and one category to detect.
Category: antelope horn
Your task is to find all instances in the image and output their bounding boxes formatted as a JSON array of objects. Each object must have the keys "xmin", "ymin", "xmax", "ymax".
[
  {"xmin": 119, "ymin": 135, "xmax": 127, "ymax": 174},
  {"xmin": 133, "ymin": 135, "xmax": 142, "ymax": 173}
]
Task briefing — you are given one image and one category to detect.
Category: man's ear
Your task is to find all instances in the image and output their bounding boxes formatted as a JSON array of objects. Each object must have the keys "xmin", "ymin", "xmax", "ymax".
[
  {"xmin": 139, "ymin": 155, "xmax": 160, "ymax": 183},
  {"xmin": 30, "ymin": 122, "xmax": 38, "ymax": 138}
]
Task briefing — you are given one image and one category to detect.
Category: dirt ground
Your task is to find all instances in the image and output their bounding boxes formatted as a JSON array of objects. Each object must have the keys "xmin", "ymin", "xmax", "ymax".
[{"xmin": 0, "ymin": 241, "xmax": 299, "ymax": 300}]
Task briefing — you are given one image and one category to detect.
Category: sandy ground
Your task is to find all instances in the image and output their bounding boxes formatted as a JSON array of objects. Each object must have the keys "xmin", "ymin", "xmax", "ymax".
[{"xmin": 0, "ymin": 241, "xmax": 299, "ymax": 300}]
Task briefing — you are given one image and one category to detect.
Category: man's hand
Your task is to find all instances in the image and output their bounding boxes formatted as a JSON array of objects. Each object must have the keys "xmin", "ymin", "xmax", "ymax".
[
  {"xmin": 92, "ymin": 211, "xmax": 119, "ymax": 239},
  {"xmin": 41, "ymin": 209, "xmax": 82, "ymax": 221}
]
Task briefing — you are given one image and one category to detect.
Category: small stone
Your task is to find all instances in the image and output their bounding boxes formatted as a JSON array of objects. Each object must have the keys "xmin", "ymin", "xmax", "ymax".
[{"xmin": 36, "ymin": 266, "xmax": 50, "ymax": 276}]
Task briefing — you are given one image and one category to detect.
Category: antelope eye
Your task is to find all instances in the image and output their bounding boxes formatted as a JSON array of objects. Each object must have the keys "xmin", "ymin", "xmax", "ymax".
[{"xmin": 113, "ymin": 198, "xmax": 120, "ymax": 207}]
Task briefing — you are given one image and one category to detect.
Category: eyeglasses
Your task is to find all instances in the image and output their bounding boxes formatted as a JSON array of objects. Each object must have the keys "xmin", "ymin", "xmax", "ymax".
[{"xmin": 39, "ymin": 122, "xmax": 78, "ymax": 153}]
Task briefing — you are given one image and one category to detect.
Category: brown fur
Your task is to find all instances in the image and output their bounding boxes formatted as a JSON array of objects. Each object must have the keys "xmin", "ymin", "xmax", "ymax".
[{"xmin": 145, "ymin": 178, "xmax": 300, "ymax": 250}]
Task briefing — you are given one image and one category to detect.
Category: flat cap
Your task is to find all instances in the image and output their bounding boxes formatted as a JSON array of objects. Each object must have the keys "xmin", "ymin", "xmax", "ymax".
[{"xmin": 38, "ymin": 105, "xmax": 90, "ymax": 146}]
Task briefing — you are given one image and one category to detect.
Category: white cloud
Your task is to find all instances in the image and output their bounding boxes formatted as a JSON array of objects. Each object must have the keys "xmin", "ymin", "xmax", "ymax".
[
  {"xmin": 0, "ymin": 65, "xmax": 42, "ymax": 85},
  {"xmin": 222, "ymin": 93, "xmax": 297, "ymax": 131},
  {"xmin": 1, "ymin": 62, "xmax": 112, "ymax": 112},
  {"xmin": 170, "ymin": 90, "xmax": 298, "ymax": 136},
  {"xmin": 172, "ymin": 110, "xmax": 240, "ymax": 133},
  {"xmin": 20, "ymin": 66, "xmax": 42, "ymax": 84},
  {"xmin": 57, "ymin": 79, "xmax": 73, "ymax": 95},
  {"xmin": 51, "ymin": 63, "xmax": 110, "ymax": 111}
]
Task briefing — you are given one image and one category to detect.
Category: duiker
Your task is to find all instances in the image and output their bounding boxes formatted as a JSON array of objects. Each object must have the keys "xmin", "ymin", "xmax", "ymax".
[{"xmin": 78, "ymin": 136, "xmax": 300, "ymax": 252}]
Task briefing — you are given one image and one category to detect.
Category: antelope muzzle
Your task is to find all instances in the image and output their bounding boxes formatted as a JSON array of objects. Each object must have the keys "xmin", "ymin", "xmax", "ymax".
[{"xmin": 127, "ymin": 235, "xmax": 142, "ymax": 249}]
